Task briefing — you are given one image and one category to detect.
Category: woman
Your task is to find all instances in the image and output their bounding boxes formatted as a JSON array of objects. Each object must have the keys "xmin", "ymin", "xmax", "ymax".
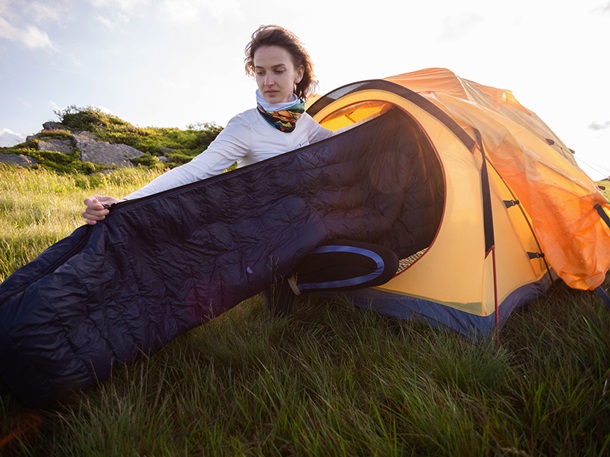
[
  {"xmin": 83, "ymin": 25, "xmax": 332, "ymax": 219},
  {"xmin": 82, "ymin": 25, "xmax": 398, "ymax": 314}
]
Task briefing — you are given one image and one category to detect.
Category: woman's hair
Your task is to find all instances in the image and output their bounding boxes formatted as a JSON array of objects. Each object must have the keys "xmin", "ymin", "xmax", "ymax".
[{"xmin": 245, "ymin": 25, "xmax": 317, "ymax": 100}]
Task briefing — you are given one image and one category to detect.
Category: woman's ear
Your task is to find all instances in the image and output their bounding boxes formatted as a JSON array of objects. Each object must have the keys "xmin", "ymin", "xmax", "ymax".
[{"xmin": 295, "ymin": 66, "xmax": 304, "ymax": 84}]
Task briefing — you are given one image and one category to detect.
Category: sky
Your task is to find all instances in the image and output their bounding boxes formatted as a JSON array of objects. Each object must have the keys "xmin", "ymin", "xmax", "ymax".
[{"xmin": 0, "ymin": 0, "xmax": 609, "ymax": 180}]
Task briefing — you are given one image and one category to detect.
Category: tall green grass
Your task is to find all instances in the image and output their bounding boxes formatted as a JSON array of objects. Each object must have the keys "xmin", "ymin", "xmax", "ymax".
[
  {"xmin": 1, "ymin": 165, "xmax": 609, "ymax": 456},
  {"xmin": 0, "ymin": 164, "xmax": 163, "ymax": 282}
]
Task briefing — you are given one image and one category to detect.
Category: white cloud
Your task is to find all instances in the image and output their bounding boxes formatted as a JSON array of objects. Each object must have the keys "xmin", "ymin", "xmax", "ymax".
[
  {"xmin": 94, "ymin": 13, "xmax": 120, "ymax": 29},
  {"xmin": 89, "ymin": 0, "xmax": 148, "ymax": 30},
  {"xmin": 0, "ymin": 16, "xmax": 55, "ymax": 50},
  {"xmin": 439, "ymin": 12, "xmax": 484, "ymax": 41},
  {"xmin": 597, "ymin": 2, "xmax": 610, "ymax": 13},
  {"xmin": 89, "ymin": 0, "xmax": 148, "ymax": 13},
  {"xmin": 21, "ymin": 23, "xmax": 54, "ymax": 49},
  {"xmin": 0, "ymin": 0, "xmax": 66, "ymax": 50},
  {"xmin": 159, "ymin": 0, "xmax": 202, "ymax": 24},
  {"xmin": 589, "ymin": 120, "xmax": 610, "ymax": 131},
  {"xmin": 25, "ymin": 1, "xmax": 64, "ymax": 24},
  {"xmin": 88, "ymin": 0, "xmax": 148, "ymax": 27},
  {"xmin": 158, "ymin": 0, "xmax": 241, "ymax": 24},
  {"xmin": 0, "ymin": 0, "xmax": 12, "ymax": 16},
  {"xmin": 200, "ymin": 0, "xmax": 241, "ymax": 20},
  {"xmin": 0, "ymin": 128, "xmax": 24, "ymax": 147}
]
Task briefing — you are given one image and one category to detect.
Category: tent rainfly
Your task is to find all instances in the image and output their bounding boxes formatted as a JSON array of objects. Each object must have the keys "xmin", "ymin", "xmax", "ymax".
[{"xmin": 307, "ymin": 67, "xmax": 610, "ymax": 337}]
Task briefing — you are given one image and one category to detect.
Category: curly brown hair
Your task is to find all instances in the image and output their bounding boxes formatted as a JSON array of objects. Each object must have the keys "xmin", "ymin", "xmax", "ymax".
[{"xmin": 245, "ymin": 25, "xmax": 317, "ymax": 100}]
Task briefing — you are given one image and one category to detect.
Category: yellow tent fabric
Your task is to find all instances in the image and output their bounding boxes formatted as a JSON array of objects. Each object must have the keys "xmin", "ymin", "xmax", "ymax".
[{"xmin": 311, "ymin": 68, "xmax": 610, "ymax": 295}]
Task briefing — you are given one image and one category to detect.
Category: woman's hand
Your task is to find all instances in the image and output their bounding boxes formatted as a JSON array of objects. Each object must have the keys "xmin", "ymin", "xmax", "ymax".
[{"xmin": 82, "ymin": 196, "xmax": 120, "ymax": 225}]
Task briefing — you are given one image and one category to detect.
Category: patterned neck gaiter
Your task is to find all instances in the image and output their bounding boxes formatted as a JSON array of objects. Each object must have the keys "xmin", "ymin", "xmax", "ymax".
[{"xmin": 256, "ymin": 91, "xmax": 305, "ymax": 133}]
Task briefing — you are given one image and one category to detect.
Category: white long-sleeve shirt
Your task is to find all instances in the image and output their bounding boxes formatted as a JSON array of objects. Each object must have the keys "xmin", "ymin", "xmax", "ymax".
[{"xmin": 125, "ymin": 108, "xmax": 333, "ymax": 200}]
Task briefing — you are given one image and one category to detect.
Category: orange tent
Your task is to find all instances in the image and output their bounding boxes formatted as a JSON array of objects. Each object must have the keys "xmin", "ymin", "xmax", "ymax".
[{"xmin": 308, "ymin": 68, "xmax": 610, "ymax": 335}]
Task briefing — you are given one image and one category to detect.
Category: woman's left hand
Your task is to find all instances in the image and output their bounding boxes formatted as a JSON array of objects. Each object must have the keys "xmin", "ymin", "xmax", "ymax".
[{"xmin": 82, "ymin": 195, "xmax": 120, "ymax": 225}]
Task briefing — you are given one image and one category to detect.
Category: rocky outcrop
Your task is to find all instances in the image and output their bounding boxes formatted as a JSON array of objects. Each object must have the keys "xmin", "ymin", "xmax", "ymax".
[
  {"xmin": 26, "ymin": 126, "xmax": 146, "ymax": 167},
  {"xmin": 72, "ymin": 132, "xmax": 143, "ymax": 167},
  {"xmin": 42, "ymin": 121, "xmax": 64, "ymax": 131},
  {"xmin": 0, "ymin": 153, "xmax": 37, "ymax": 167},
  {"xmin": 1, "ymin": 121, "xmax": 182, "ymax": 169},
  {"xmin": 37, "ymin": 138, "xmax": 74, "ymax": 154}
]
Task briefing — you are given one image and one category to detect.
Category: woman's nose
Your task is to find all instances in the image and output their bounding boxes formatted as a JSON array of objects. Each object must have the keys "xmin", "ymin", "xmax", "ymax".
[{"xmin": 264, "ymin": 74, "xmax": 275, "ymax": 86}]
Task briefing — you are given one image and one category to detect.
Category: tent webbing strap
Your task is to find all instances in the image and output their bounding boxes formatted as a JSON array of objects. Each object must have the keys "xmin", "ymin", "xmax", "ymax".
[
  {"xmin": 527, "ymin": 252, "xmax": 545, "ymax": 259},
  {"xmin": 307, "ymin": 79, "xmax": 477, "ymax": 152},
  {"xmin": 596, "ymin": 287, "xmax": 610, "ymax": 307},
  {"xmin": 474, "ymin": 130, "xmax": 495, "ymax": 255},
  {"xmin": 593, "ymin": 205, "xmax": 610, "ymax": 307},
  {"xmin": 595, "ymin": 204, "xmax": 610, "ymax": 229}
]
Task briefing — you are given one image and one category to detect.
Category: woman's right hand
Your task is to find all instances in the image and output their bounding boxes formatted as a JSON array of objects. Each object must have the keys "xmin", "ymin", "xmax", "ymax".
[{"xmin": 82, "ymin": 196, "xmax": 120, "ymax": 225}]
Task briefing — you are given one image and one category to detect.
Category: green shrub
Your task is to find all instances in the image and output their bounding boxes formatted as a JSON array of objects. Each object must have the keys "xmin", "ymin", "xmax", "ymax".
[
  {"xmin": 54, "ymin": 105, "xmax": 131, "ymax": 131},
  {"xmin": 165, "ymin": 150, "xmax": 197, "ymax": 166},
  {"xmin": 37, "ymin": 129, "xmax": 74, "ymax": 141},
  {"xmin": 130, "ymin": 153, "xmax": 165, "ymax": 169},
  {"xmin": 96, "ymin": 126, "xmax": 221, "ymax": 157},
  {"xmin": 26, "ymin": 150, "xmax": 105, "ymax": 175}
]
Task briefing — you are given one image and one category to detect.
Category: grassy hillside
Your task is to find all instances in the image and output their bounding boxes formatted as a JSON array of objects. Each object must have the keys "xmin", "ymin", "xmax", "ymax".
[
  {"xmin": 0, "ymin": 106, "xmax": 222, "ymax": 174},
  {"xmin": 0, "ymin": 162, "xmax": 609, "ymax": 455}
]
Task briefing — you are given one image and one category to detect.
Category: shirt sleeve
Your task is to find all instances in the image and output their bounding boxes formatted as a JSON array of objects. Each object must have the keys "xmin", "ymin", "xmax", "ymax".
[
  {"xmin": 305, "ymin": 114, "xmax": 334, "ymax": 143},
  {"xmin": 124, "ymin": 115, "xmax": 252, "ymax": 200}
]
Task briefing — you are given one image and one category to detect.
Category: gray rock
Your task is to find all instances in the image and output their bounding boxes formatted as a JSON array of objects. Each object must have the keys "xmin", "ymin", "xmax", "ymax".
[
  {"xmin": 8, "ymin": 129, "xmax": 148, "ymax": 169},
  {"xmin": 74, "ymin": 131, "xmax": 96, "ymax": 140},
  {"xmin": 42, "ymin": 121, "xmax": 65, "ymax": 131},
  {"xmin": 0, "ymin": 153, "xmax": 37, "ymax": 167},
  {"xmin": 37, "ymin": 138, "xmax": 74, "ymax": 154},
  {"xmin": 74, "ymin": 132, "xmax": 143, "ymax": 166}
]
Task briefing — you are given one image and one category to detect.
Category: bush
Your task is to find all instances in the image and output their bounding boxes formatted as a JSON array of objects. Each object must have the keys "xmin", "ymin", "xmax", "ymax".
[
  {"xmin": 131, "ymin": 153, "xmax": 165, "ymax": 169},
  {"xmin": 27, "ymin": 150, "xmax": 106, "ymax": 174},
  {"xmin": 165, "ymin": 150, "xmax": 198, "ymax": 166},
  {"xmin": 54, "ymin": 105, "xmax": 131, "ymax": 131},
  {"xmin": 37, "ymin": 129, "xmax": 74, "ymax": 141}
]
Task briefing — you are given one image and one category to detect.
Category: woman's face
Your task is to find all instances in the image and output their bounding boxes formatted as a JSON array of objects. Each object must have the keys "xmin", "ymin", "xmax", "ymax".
[{"xmin": 253, "ymin": 45, "xmax": 303, "ymax": 104}]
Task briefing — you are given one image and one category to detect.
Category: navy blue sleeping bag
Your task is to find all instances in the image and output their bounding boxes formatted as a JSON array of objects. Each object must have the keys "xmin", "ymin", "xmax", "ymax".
[{"xmin": 0, "ymin": 108, "xmax": 444, "ymax": 408}]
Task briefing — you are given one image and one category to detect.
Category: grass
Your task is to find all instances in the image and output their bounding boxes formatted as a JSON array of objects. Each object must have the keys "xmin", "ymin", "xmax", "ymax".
[
  {"xmin": 0, "ymin": 165, "xmax": 609, "ymax": 456},
  {"xmin": 0, "ymin": 164, "xmax": 164, "ymax": 282}
]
